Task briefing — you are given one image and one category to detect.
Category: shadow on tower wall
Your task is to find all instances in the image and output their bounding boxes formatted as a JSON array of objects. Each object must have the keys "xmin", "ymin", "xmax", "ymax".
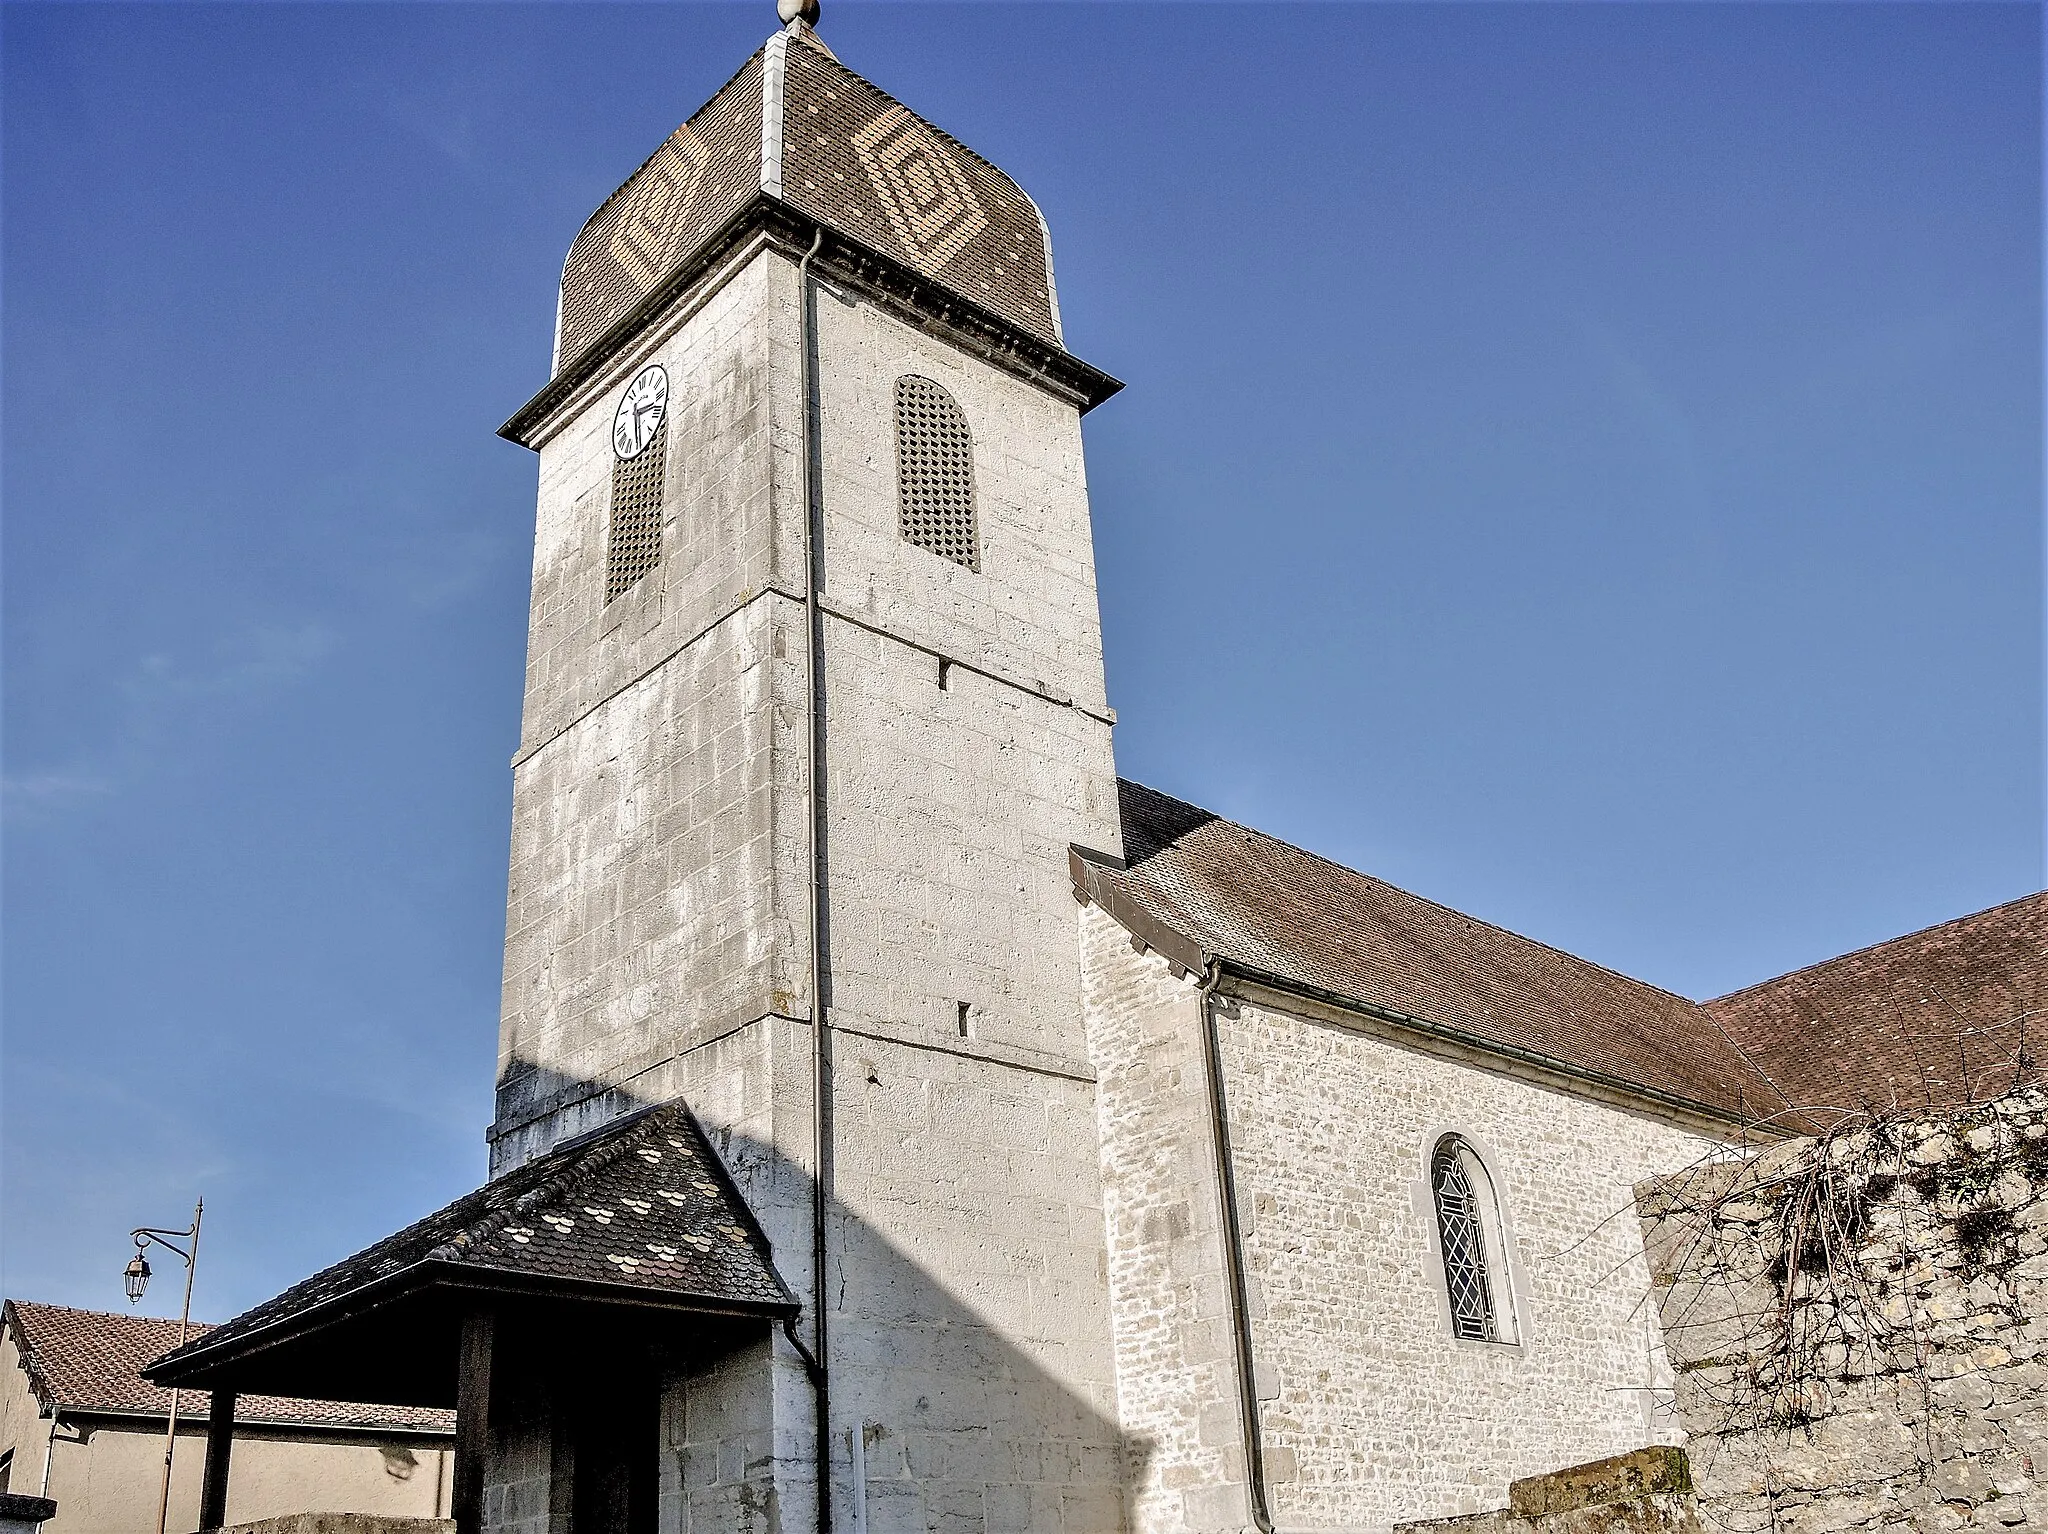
[{"xmin": 482, "ymin": 1056, "xmax": 1148, "ymax": 1534}]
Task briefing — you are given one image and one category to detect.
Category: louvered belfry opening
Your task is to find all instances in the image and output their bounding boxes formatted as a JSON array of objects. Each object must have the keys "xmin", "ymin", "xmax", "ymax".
[
  {"xmin": 895, "ymin": 375, "xmax": 979, "ymax": 572},
  {"xmin": 1431, "ymin": 1139, "xmax": 1500, "ymax": 1342},
  {"xmin": 606, "ymin": 418, "xmax": 668, "ymax": 602}
]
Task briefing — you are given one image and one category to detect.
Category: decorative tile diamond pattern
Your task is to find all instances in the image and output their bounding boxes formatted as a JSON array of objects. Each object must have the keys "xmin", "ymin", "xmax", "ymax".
[
  {"xmin": 782, "ymin": 42, "xmax": 1055, "ymax": 346},
  {"xmin": 895, "ymin": 375, "xmax": 977, "ymax": 571},
  {"xmin": 607, "ymin": 418, "xmax": 668, "ymax": 603},
  {"xmin": 1431, "ymin": 1144, "xmax": 1498, "ymax": 1342},
  {"xmin": 556, "ymin": 55, "xmax": 764, "ymax": 373},
  {"xmin": 551, "ymin": 33, "xmax": 1061, "ymax": 381},
  {"xmin": 850, "ymin": 107, "xmax": 989, "ymax": 277}
]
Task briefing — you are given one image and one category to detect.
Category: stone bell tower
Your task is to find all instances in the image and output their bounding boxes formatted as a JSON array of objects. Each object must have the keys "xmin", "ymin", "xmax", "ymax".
[{"xmin": 491, "ymin": 15, "xmax": 1129, "ymax": 1530}]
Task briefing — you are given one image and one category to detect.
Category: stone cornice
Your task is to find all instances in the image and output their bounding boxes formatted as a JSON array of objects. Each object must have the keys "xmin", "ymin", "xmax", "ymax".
[{"xmin": 501, "ymin": 196, "xmax": 1121, "ymax": 451}]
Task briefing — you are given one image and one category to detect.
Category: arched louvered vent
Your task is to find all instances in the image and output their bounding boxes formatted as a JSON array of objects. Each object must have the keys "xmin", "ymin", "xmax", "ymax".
[
  {"xmin": 895, "ymin": 376, "xmax": 979, "ymax": 572},
  {"xmin": 606, "ymin": 418, "xmax": 668, "ymax": 602}
]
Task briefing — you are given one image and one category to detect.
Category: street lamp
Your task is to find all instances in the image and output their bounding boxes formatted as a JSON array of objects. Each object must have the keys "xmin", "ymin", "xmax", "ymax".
[{"xmin": 127, "ymin": 1200, "xmax": 202, "ymax": 1534}]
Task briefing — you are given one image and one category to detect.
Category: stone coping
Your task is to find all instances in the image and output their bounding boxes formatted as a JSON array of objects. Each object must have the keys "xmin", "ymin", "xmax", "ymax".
[{"xmin": 212, "ymin": 1517, "xmax": 452, "ymax": 1534}]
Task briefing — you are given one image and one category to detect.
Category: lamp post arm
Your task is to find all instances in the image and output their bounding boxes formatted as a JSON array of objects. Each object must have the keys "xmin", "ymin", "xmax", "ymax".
[{"xmin": 151, "ymin": 1198, "xmax": 202, "ymax": 1534}]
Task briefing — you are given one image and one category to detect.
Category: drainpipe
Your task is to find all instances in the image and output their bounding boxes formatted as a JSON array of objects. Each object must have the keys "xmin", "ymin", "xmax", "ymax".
[
  {"xmin": 796, "ymin": 222, "xmax": 834, "ymax": 1534},
  {"xmin": 1197, "ymin": 957, "xmax": 1276, "ymax": 1534},
  {"xmin": 39, "ymin": 1407, "xmax": 60, "ymax": 1498}
]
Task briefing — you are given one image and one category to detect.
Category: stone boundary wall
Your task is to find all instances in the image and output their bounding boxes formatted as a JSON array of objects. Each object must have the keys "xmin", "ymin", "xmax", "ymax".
[
  {"xmin": 1393, "ymin": 1446, "xmax": 1701, "ymax": 1534},
  {"xmin": 216, "ymin": 1517, "xmax": 452, "ymax": 1534},
  {"xmin": 1635, "ymin": 1088, "xmax": 2048, "ymax": 1534}
]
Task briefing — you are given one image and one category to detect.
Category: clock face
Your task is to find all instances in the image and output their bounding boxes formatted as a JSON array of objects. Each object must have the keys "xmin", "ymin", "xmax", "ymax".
[{"xmin": 611, "ymin": 364, "xmax": 669, "ymax": 460}]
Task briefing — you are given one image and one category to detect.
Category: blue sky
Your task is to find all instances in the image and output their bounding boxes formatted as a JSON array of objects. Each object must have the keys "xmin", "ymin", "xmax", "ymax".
[{"xmin": 4, "ymin": 3, "xmax": 2039, "ymax": 1323}]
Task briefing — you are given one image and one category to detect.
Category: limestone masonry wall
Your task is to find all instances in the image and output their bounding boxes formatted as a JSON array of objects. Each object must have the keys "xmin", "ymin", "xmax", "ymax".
[
  {"xmin": 496, "ymin": 252, "xmax": 807, "ymax": 1156},
  {"xmin": 1082, "ymin": 904, "xmax": 1718, "ymax": 1534},
  {"xmin": 1637, "ymin": 1088, "xmax": 2048, "ymax": 1534},
  {"xmin": 496, "ymin": 238, "xmax": 1132, "ymax": 1533}
]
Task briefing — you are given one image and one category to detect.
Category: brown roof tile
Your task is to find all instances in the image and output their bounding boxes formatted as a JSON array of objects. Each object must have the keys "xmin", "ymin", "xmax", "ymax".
[
  {"xmin": 1087, "ymin": 780, "xmax": 1793, "ymax": 1124},
  {"xmin": 1704, "ymin": 891, "xmax": 2048, "ymax": 1115},
  {"xmin": 3, "ymin": 1301, "xmax": 452, "ymax": 1433}
]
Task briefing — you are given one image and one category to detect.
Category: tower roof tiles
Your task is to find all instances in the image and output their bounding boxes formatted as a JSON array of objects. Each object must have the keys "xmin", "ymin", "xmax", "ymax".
[{"xmin": 553, "ymin": 24, "xmax": 1063, "ymax": 378}]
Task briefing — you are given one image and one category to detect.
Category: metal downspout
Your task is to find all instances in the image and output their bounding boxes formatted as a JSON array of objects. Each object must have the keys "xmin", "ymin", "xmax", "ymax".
[
  {"xmin": 1198, "ymin": 958, "xmax": 1276, "ymax": 1534},
  {"xmin": 796, "ymin": 224, "xmax": 834, "ymax": 1534},
  {"xmin": 39, "ymin": 1408, "xmax": 60, "ymax": 1498}
]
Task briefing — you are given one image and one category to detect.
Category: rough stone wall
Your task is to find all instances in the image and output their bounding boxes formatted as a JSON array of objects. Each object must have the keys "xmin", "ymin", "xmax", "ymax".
[
  {"xmin": 1637, "ymin": 1088, "xmax": 2048, "ymax": 1534},
  {"xmin": 1080, "ymin": 905, "xmax": 1248, "ymax": 1534},
  {"xmin": 1082, "ymin": 905, "xmax": 1719, "ymax": 1534}
]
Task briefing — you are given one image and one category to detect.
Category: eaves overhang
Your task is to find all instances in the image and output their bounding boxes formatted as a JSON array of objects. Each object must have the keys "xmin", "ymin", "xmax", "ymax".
[
  {"xmin": 145, "ymin": 1258, "xmax": 797, "ymax": 1392},
  {"xmin": 500, "ymin": 196, "xmax": 1122, "ymax": 453},
  {"xmin": 1070, "ymin": 845, "xmax": 1799, "ymax": 1140},
  {"xmin": 38, "ymin": 1405, "xmax": 455, "ymax": 1439}
]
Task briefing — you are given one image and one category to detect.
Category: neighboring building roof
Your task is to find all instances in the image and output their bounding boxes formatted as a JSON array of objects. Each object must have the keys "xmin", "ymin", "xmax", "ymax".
[
  {"xmin": 553, "ymin": 22, "xmax": 1062, "ymax": 376},
  {"xmin": 1, "ymin": 1301, "xmax": 452, "ymax": 1433},
  {"xmin": 1079, "ymin": 781, "xmax": 1794, "ymax": 1124},
  {"xmin": 1704, "ymin": 891, "xmax": 2048, "ymax": 1115},
  {"xmin": 147, "ymin": 1100, "xmax": 795, "ymax": 1391}
]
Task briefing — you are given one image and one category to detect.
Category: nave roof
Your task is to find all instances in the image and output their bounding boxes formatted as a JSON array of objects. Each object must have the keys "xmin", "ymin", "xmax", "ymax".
[{"xmin": 1080, "ymin": 780, "xmax": 2042, "ymax": 1128}]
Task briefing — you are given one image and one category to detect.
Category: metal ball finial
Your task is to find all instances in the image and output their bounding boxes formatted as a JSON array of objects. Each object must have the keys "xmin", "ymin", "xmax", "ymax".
[{"xmin": 778, "ymin": 0, "xmax": 819, "ymax": 27}]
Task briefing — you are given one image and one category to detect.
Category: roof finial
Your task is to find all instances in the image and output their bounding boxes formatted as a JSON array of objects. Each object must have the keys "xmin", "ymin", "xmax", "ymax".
[{"xmin": 777, "ymin": 0, "xmax": 819, "ymax": 27}]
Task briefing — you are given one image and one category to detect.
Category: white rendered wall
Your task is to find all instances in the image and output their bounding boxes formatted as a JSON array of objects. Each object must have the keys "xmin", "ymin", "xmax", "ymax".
[{"xmin": 1081, "ymin": 903, "xmax": 1717, "ymax": 1534}]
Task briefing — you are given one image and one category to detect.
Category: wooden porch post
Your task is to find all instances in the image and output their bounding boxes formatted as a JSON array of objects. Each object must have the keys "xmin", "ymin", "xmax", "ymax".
[
  {"xmin": 452, "ymin": 1312, "xmax": 495, "ymax": 1534},
  {"xmin": 197, "ymin": 1389, "xmax": 236, "ymax": 1531}
]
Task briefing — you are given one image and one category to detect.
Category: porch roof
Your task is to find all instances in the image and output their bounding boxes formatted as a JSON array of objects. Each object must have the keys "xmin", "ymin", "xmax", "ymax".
[{"xmin": 143, "ymin": 1101, "xmax": 797, "ymax": 1407}]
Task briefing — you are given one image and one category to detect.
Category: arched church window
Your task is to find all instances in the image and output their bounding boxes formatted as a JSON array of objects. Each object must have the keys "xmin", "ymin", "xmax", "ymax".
[
  {"xmin": 1430, "ymin": 1135, "xmax": 1517, "ymax": 1343},
  {"xmin": 895, "ymin": 375, "xmax": 979, "ymax": 572},
  {"xmin": 606, "ymin": 364, "xmax": 670, "ymax": 603}
]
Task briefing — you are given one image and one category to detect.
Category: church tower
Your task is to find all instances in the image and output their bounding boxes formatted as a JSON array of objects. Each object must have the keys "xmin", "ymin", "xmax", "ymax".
[{"xmin": 492, "ymin": 16, "xmax": 1128, "ymax": 1531}]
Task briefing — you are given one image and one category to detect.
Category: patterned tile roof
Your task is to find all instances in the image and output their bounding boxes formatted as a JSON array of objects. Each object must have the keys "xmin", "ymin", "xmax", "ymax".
[
  {"xmin": 2, "ymin": 1301, "xmax": 452, "ymax": 1432},
  {"xmin": 1704, "ymin": 891, "xmax": 2048, "ymax": 1114},
  {"xmin": 1084, "ymin": 781, "xmax": 1793, "ymax": 1124},
  {"xmin": 147, "ymin": 1101, "xmax": 794, "ymax": 1385},
  {"xmin": 553, "ymin": 23, "xmax": 1063, "ymax": 376}
]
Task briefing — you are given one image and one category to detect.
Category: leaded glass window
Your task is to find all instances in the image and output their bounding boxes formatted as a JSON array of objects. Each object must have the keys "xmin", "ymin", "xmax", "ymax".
[{"xmin": 1432, "ymin": 1138, "xmax": 1500, "ymax": 1342}]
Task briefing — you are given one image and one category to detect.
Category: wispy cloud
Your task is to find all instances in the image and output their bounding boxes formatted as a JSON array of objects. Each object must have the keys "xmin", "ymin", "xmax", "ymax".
[
  {"xmin": 125, "ymin": 622, "xmax": 338, "ymax": 706},
  {"xmin": 1, "ymin": 771, "xmax": 115, "ymax": 818},
  {"xmin": 5, "ymin": 622, "xmax": 339, "ymax": 825}
]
